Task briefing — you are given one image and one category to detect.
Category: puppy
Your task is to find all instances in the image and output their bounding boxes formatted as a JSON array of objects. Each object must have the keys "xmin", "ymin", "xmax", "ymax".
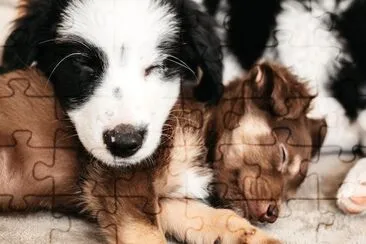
[
  {"xmin": 1, "ymin": 0, "xmax": 223, "ymax": 168},
  {"xmin": 210, "ymin": 62, "xmax": 326, "ymax": 224}
]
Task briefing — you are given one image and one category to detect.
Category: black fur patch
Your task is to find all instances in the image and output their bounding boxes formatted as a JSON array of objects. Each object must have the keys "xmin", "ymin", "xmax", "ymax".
[
  {"xmin": 172, "ymin": 0, "xmax": 224, "ymax": 104},
  {"xmin": 2, "ymin": 0, "xmax": 70, "ymax": 70},
  {"xmin": 37, "ymin": 36, "xmax": 107, "ymax": 110},
  {"xmin": 225, "ymin": 0, "xmax": 282, "ymax": 70},
  {"xmin": 329, "ymin": 0, "xmax": 366, "ymax": 120}
]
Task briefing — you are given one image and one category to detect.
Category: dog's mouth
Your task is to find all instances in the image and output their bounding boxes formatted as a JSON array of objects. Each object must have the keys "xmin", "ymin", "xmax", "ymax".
[{"xmin": 109, "ymin": 153, "xmax": 151, "ymax": 166}]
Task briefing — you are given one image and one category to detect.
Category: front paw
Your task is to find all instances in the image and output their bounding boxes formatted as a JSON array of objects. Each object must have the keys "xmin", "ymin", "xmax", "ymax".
[
  {"xmin": 337, "ymin": 158, "xmax": 366, "ymax": 215},
  {"xmin": 237, "ymin": 228, "xmax": 281, "ymax": 244},
  {"xmin": 218, "ymin": 214, "xmax": 281, "ymax": 244}
]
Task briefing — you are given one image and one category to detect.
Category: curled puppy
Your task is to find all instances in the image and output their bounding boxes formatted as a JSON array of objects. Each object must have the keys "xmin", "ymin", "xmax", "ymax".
[{"xmin": 211, "ymin": 62, "xmax": 327, "ymax": 224}]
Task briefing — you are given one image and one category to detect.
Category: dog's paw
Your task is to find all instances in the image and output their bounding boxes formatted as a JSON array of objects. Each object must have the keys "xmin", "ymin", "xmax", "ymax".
[
  {"xmin": 337, "ymin": 158, "xmax": 366, "ymax": 215},
  {"xmin": 218, "ymin": 214, "xmax": 281, "ymax": 244},
  {"xmin": 215, "ymin": 229, "xmax": 280, "ymax": 244},
  {"xmin": 236, "ymin": 229, "xmax": 281, "ymax": 244}
]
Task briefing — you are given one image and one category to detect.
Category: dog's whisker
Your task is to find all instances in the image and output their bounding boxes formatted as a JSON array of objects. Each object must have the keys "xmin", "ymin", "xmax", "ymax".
[
  {"xmin": 39, "ymin": 37, "xmax": 92, "ymax": 51},
  {"xmin": 168, "ymin": 114, "xmax": 198, "ymax": 125},
  {"xmin": 56, "ymin": 134, "xmax": 79, "ymax": 142},
  {"xmin": 165, "ymin": 54, "xmax": 198, "ymax": 81},
  {"xmin": 47, "ymin": 52, "xmax": 84, "ymax": 81}
]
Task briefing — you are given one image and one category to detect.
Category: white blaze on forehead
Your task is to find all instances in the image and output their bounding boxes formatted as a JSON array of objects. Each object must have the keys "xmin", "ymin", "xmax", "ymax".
[
  {"xmin": 222, "ymin": 115, "xmax": 272, "ymax": 147},
  {"xmin": 239, "ymin": 116, "xmax": 272, "ymax": 138},
  {"xmin": 58, "ymin": 0, "xmax": 179, "ymax": 59}
]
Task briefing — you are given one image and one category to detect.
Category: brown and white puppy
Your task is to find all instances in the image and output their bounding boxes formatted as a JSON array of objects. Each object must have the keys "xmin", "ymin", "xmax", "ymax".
[{"xmin": 211, "ymin": 62, "xmax": 327, "ymax": 224}]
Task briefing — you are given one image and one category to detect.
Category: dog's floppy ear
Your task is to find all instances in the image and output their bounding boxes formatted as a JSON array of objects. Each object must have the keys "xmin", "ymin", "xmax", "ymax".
[
  {"xmin": 248, "ymin": 62, "xmax": 313, "ymax": 119},
  {"xmin": 1, "ymin": 0, "xmax": 60, "ymax": 72},
  {"xmin": 176, "ymin": 0, "xmax": 223, "ymax": 104}
]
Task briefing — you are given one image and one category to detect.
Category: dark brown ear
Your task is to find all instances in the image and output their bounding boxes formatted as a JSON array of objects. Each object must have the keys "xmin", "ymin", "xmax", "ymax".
[
  {"xmin": 309, "ymin": 118, "xmax": 327, "ymax": 158},
  {"xmin": 248, "ymin": 62, "xmax": 313, "ymax": 119}
]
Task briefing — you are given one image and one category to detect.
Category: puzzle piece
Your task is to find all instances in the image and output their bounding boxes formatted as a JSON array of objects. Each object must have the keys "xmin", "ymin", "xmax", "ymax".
[{"xmin": 0, "ymin": 69, "xmax": 66, "ymax": 147}]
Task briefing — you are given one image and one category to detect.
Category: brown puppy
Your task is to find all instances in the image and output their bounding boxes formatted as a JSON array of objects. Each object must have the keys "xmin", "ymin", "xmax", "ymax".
[{"xmin": 212, "ymin": 63, "xmax": 327, "ymax": 223}]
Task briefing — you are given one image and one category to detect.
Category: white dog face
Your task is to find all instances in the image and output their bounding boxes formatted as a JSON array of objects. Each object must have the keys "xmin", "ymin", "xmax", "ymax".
[
  {"xmin": 2, "ymin": 0, "xmax": 223, "ymax": 166},
  {"xmin": 62, "ymin": 0, "xmax": 182, "ymax": 166}
]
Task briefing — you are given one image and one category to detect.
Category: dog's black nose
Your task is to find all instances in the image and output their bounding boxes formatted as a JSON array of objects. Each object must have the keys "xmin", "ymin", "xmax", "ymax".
[
  {"xmin": 260, "ymin": 204, "xmax": 279, "ymax": 223},
  {"xmin": 103, "ymin": 124, "xmax": 146, "ymax": 158}
]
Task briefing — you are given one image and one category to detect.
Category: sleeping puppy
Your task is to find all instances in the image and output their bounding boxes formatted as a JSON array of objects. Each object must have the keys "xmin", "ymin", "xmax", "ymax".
[
  {"xmin": 1, "ymin": 0, "xmax": 223, "ymax": 168},
  {"xmin": 211, "ymin": 62, "xmax": 326, "ymax": 224},
  {"xmin": 196, "ymin": 0, "xmax": 366, "ymax": 215}
]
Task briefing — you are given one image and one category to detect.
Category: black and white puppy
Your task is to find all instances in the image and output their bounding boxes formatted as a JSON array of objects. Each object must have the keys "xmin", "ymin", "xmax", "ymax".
[
  {"xmin": 1, "ymin": 0, "xmax": 223, "ymax": 167},
  {"xmin": 197, "ymin": 0, "xmax": 366, "ymax": 215}
]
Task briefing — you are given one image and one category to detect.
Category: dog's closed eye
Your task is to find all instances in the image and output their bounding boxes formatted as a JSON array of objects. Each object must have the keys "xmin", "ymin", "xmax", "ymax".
[
  {"xmin": 277, "ymin": 144, "xmax": 289, "ymax": 173},
  {"xmin": 145, "ymin": 65, "xmax": 163, "ymax": 77}
]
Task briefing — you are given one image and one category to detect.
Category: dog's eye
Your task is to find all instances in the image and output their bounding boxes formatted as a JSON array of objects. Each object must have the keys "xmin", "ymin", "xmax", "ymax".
[
  {"xmin": 279, "ymin": 144, "xmax": 288, "ymax": 164},
  {"xmin": 74, "ymin": 57, "xmax": 95, "ymax": 73},
  {"xmin": 145, "ymin": 65, "xmax": 164, "ymax": 77}
]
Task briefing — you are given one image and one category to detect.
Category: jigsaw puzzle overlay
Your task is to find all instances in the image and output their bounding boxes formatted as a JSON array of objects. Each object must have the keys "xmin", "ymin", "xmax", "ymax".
[{"xmin": 0, "ymin": 0, "xmax": 366, "ymax": 244}]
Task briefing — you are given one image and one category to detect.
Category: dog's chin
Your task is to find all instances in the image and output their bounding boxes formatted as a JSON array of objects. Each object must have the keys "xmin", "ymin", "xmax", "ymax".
[{"xmin": 89, "ymin": 142, "xmax": 159, "ymax": 168}]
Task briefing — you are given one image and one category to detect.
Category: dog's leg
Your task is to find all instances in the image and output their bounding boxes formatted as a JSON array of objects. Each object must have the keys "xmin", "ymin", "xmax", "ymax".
[
  {"xmin": 337, "ymin": 157, "xmax": 366, "ymax": 215},
  {"xmin": 159, "ymin": 198, "xmax": 280, "ymax": 244},
  {"xmin": 82, "ymin": 168, "xmax": 167, "ymax": 244},
  {"xmin": 98, "ymin": 211, "xmax": 166, "ymax": 244},
  {"xmin": 89, "ymin": 196, "xmax": 167, "ymax": 244}
]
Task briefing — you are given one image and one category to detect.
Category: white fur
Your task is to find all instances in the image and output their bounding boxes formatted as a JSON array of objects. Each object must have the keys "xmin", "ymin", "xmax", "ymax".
[
  {"xmin": 170, "ymin": 129, "xmax": 212, "ymax": 199},
  {"xmin": 264, "ymin": 0, "xmax": 347, "ymax": 97},
  {"xmin": 59, "ymin": 0, "xmax": 181, "ymax": 166},
  {"xmin": 263, "ymin": 0, "xmax": 360, "ymax": 153},
  {"xmin": 222, "ymin": 52, "xmax": 244, "ymax": 84},
  {"xmin": 176, "ymin": 169, "xmax": 212, "ymax": 199}
]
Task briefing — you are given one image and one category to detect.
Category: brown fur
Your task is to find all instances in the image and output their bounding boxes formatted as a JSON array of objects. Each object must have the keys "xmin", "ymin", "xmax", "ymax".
[
  {"xmin": 0, "ymin": 69, "xmax": 82, "ymax": 211},
  {"xmin": 0, "ymin": 61, "xmax": 326, "ymax": 243}
]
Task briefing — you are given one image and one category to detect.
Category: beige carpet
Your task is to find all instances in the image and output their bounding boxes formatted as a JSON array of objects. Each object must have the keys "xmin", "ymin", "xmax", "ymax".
[
  {"xmin": 0, "ymin": 1, "xmax": 365, "ymax": 243},
  {"xmin": 263, "ymin": 153, "xmax": 366, "ymax": 244},
  {"xmin": 0, "ymin": 154, "xmax": 363, "ymax": 244}
]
